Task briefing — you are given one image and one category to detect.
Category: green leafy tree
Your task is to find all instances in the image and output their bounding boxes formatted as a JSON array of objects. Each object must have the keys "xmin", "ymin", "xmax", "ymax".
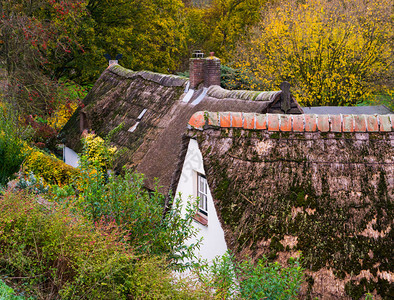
[
  {"xmin": 0, "ymin": 105, "xmax": 28, "ymax": 186},
  {"xmin": 185, "ymin": 0, "xmax": 266, "ymax": 63},
  {"xmin": 79, "ymin": 0, "xmax": 187, "ymax": 77}
]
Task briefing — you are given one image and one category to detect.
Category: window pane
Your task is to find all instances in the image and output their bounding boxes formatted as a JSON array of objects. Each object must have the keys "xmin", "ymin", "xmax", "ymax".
[{"xmin": 197, "ymin": 173, "xmax": 208, "ymax": 215}]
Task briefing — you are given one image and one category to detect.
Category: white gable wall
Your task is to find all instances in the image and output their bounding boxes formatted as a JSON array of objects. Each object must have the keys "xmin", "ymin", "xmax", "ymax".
[
  {"xmin": 63, "ymin": 146, "xmax": 79, "ymax": 168},
  {"xmin": 175, "ymin": 139, "xmax": 228, "ymax": 264}
]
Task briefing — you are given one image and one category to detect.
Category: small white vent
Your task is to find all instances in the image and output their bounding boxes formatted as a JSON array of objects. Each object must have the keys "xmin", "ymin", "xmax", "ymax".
[
  {"xmin": 128, "ymin": 121, "xmax": 140, "ymax": 133},
  {"xmin": 128, "ymin": 109, "xmax": 147, "ymax": 133},
  {"xmin": 137, "ymin": 109, "xmax": 147, "ymax": 120}
]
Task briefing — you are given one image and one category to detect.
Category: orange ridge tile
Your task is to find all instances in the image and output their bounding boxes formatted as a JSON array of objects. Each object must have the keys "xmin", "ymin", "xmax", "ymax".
[
  {"xmin": 330, "ymin": 115, "xmax": 342, "ymax": 132},
  {"xmin": 292, "ymin": 115, "xmax": 304, "ymax": 132},
  {"xmin": 231, "ymin": 112, "xmax": 243, "ymax": 127},
  {"xmin": 366, "ymin": 115, "xmax": 379, "ymax": 132},
  {"xmin": 280, "ymin": 115, "xmax": 292, "ymax": 132},
  {"xmin": 342, "ymin": 115, "xmax": 355, "ymax": 132},
  {"xmin": 243, "ymin": 113, "xmax": 255, "ymax": 130},
  {"xmin": 219, "ymin": 112, "xmax": 231, "ymax": 128},
  {"xmin": 255, "ymin": 114, "xmax": 267, "ymax": 130},
  {"xmin": 267, "ymin": 114, "xmax": 280, "ymax": 131},
  {"xmin": 378, "ymin": 115, "xmax": 392, "ymax": 132},
  {"xmin": 189, "ymin": 111, "xmax": 205, "ymax": 129}
]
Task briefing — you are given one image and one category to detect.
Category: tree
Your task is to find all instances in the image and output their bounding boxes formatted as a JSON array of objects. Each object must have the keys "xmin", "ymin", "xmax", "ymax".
[
  {"xmin": 185, "ymin": 0, "xmax": 266, "ymax": 63},
  {"xmin": 0, "ymin": 105, "xmax": 27, "ymax": 186},
  {"xmin": 0, "ymin": 0, "xmax": 87, "ymax": 116},
  {"xmin": 234, "ymin": 0, "xmax": 393, "ymax": 106},
  {"xmin": 82, "ymin": 0, "xmax": 187, "ymax": 75}
]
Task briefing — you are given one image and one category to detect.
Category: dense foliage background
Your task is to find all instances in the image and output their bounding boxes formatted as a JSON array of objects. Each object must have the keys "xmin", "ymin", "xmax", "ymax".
[
  {"xmin": 0, "ymin": 0, "xmax": 391, "ymax": 298},
  {"xmin": 1, "ymin": 0, "xmax": 392, "ymax": 128}
]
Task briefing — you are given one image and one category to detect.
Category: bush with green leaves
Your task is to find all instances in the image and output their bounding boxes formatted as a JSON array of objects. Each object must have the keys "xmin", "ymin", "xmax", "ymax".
[
  {"xmin": 0, "ymin": 190, "xmax": 207, "ymax": 299},
  {"xmin": 53, "ymin": 133, "xmax": 200, "ymax": 269},
  {"xmin": 0, "ymin": 106, "xmax": 28, "ymax": 186},
  {"xmin": 220, "ymin": 64, "xmax": 257, "ymax": 91},
  {"xmin": 15, "ymin": 171, "xmax": 49, "ymax": 194},
  {"xmin": 195, "ymin": 252, "xmax": 305, "ymax": 299},
  {"xmin": 237, "ymin": 256, "xmax": 304, "ymax": 299},
  {"xmin": 0, "ymin": 279, "xmax": 24, "ymax": 300}
]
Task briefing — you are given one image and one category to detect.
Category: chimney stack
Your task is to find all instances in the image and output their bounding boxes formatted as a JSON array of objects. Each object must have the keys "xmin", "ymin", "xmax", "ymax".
[
  {"xmin": 204, "ymin": 52, "xmax": 221, "ymax": 87},
  {"xmin": 189, "ymin": 50, "xmax": 221, "ymax": 89},
  {"xmin": 189, "ymin": 50, "xmax": 205, "ymax": 89}
]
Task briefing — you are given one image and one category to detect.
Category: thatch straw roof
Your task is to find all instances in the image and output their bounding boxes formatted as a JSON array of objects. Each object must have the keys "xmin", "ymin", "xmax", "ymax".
[
  {"xmin": 183, "ymin": 111, "xmax": 393, "ymax": 299},
  {"xmin": 61, "ymin": 64, "xmax": 303, "ymax": 194}
]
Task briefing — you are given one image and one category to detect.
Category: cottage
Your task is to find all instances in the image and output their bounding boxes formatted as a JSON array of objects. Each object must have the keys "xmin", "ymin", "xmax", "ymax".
[
  {"xmin": 61, "ymin": 54, "xmax": 302, "ymax": 194},
  {"xmin": 61, "ymin": 55, "xmax": 393, "ymax": 299}
]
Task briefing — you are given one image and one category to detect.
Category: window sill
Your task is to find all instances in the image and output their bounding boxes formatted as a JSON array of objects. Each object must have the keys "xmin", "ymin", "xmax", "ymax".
[{"xmin": 193, "ymin": 213, "xmax": 208, "ymax": 226}]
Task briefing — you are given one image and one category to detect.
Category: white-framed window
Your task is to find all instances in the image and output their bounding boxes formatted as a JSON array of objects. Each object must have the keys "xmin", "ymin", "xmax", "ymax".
[{"xmin": 197, "ymin": 173, "xmax": 208, "ymax": 216}]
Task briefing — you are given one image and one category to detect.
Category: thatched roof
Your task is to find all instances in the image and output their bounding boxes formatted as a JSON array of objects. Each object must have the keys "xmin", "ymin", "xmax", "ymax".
[
  {"xmin": 183, "ymin": 111, "xmax": 394, "ymax": 299},
  {"xmin": 61, "ymin": 64, "xmax": 303, "ymax": 194}
]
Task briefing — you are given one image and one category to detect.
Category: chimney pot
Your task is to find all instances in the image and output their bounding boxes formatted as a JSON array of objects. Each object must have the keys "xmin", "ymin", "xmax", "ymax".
[
  {"xmin": 192, "ymin": 50, "xmax": 204, "ymax": 58},
  {"xmin": 108, "ymin": 60, "xmax": 118, "ymax": 67},
  {"xmin": 189, "ymin": 50, "xmax": 221, "ymax": 89}
]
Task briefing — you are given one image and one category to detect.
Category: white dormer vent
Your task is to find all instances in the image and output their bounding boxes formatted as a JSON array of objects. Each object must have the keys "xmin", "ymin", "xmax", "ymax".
[
  {"xmin": 128, "ymin": 109, "xmax": 147, "ymax": 132},
  {"xmin": 137, "ymin": 109, "xmax": 147, "ymax": 120},
  {"xmin": 128, "ymin": 121, "xmax": 139, "ymax": 132}
]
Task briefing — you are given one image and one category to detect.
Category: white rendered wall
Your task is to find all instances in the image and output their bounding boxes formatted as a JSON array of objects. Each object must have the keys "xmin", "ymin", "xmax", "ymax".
[
  {"xmin": 63, "ymin": 146, "xmax": 79, "ymax": 168},
  {"xmin": 175, "ymin": 139, "xmax": 228, "ymax": 264}
]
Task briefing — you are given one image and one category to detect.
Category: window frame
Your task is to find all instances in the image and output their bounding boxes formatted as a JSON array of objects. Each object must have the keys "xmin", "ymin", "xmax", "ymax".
[{"xmin": 197, "ymin": 173, "xmax": 208, "ymax": 216}]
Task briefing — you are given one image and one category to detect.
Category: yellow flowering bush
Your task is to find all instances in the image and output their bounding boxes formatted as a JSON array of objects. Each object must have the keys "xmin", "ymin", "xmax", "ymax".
[
  {"xmin": 47, "ymin": 101, "xmax": 78, "ymax": 130},
  {"xmin": 23, "ymin": 146, "xmax": 79, "ymax": 186},
  {"xmin": 234, "ymin": 0, "xmax": 393, "ymax": 106},
  {"xmin": 81, "ymin": 133, "xmax": 117, "ymax": 171}
]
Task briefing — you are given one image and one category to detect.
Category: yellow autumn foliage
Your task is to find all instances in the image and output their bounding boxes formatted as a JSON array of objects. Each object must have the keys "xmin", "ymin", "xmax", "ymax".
[
  {"xmin": 47, "ymin": 101, "xmax": 78, "ymax": 130},
  {"xmin": 81, "ymin": 133, "xmax": 117, "ymax": 170},
  {"xmin": 23, "ymin": 146, "xmax": 79, "ymax": 186},
  {"xmin": 234, "ymin": 0, "xmax": 393, "ymax": 106}
]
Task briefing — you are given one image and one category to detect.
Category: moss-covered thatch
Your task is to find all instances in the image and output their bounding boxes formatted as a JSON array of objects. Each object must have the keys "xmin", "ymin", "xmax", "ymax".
[{"xmin": 187, "ymin": 128, "xmax": 393, "ymax": 299}]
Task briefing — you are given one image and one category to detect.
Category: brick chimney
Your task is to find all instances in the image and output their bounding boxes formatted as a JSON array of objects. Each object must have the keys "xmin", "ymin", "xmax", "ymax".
[
  {"xmin": 204, "ymin": 52, "xmax": 221, "ymax": 87},
  {"xmin": 189, "ymin": 50, "xmax": 204, "ymax": 89},
  {"xmin": 189, "ymin": 50, "xmax": 221, "ymax": 89}
]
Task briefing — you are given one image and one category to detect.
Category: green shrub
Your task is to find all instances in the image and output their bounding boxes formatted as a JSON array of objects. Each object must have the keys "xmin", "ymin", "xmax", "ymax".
[
  {"xmin": 0, "ymin": 106, "xmax": 27, "ymax": 186},
  {"xmin": 0, "ymin": 279, "xmax": 24, "ymax": 300},
  {"xmin": 195, "ymin": 252, "xmax": 305, "ymax": 299},
  {"xmin": 15, "ymin": 171, "xmax": 49, "ymax": 194},
  {"xmin": 238, "ymin": 256, "xmax": 304, "ymax": 299},
  {"xmin": 0, "ymin": 190, "xmax": 204, "ymax": 299},
  {"xmin": 56, "ymin": 133, "xmax": 201, "ymax": 269}
]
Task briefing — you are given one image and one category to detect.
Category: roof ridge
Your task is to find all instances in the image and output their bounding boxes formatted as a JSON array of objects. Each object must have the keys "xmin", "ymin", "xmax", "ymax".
[
  {"xmin": 207, "ymin": 85, "xmax": 281, "ymax": 101},
  {"xmin": 188, "ymin": 111, "xmax": 394, "ymax": 133},
  {"xmin": 107, "ymin": 64, "xmax": 188, "ymax": 87}
]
